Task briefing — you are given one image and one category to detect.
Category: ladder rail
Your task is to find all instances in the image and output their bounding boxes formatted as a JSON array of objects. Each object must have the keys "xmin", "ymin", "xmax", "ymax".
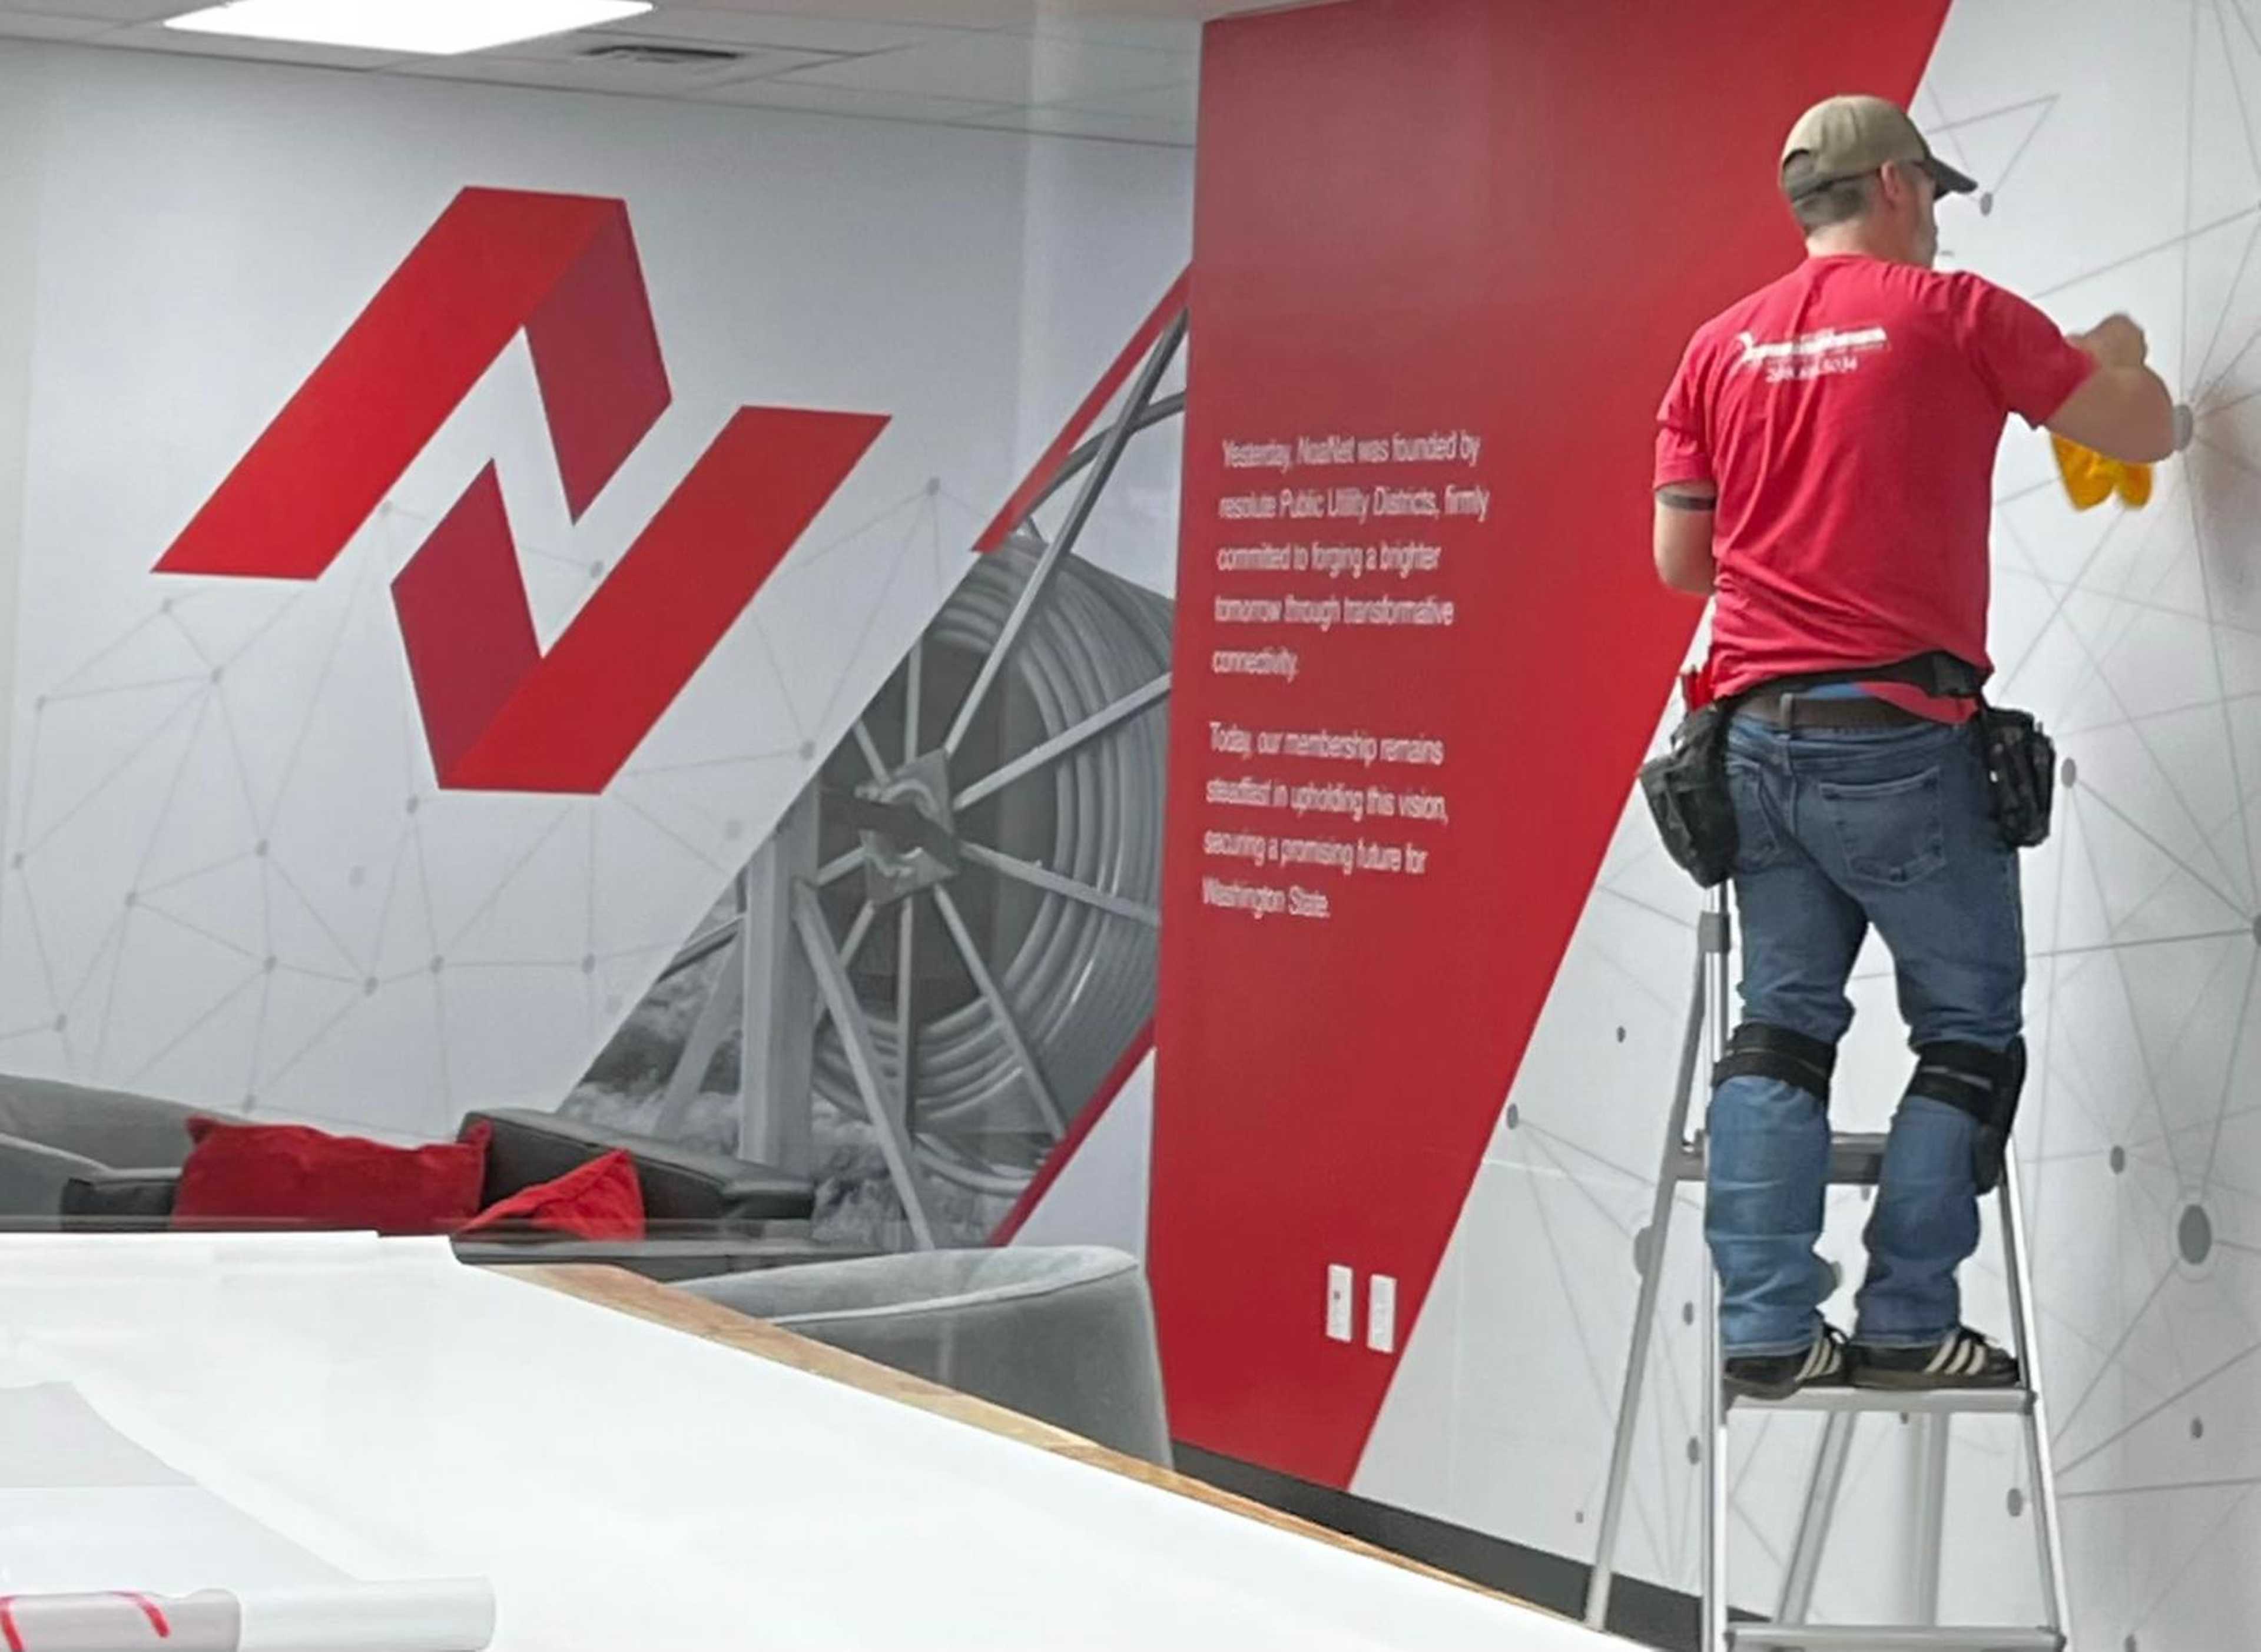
[
  {"xmin": 1583, "ymin": 916, "xmax": 1719, "ymax": 1630},
  {"xmin": 1998, "ymin": 1157, "xmax": 2071, "ymax": 1636},
  {"xmin": 1703, "ymin": 891, "xmax": 1733, "ymax": 1652}
]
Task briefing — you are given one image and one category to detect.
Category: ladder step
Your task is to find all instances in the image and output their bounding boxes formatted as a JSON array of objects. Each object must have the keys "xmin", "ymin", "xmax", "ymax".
[
  {"xmin": 1740, "ymin": 1387, "xmax": 2034, "ymax": 1417},
  {"xmin": 1674, "ymin": 1133, "xmax": 1890, "ymax": 1186},
  {"xmin": 1728, "ymin": 1626, "xmax": 2062, "ymax": 1650}
]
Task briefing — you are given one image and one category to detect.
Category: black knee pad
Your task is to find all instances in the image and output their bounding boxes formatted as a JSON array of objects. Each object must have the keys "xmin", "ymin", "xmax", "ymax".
[
  {"xmin": 1713, "ymin": 1023, "xmax": 1838, "ymax": 1106},
  {"xmin": 1907, "ymin": 1039, "xmax": 2026, "ymax": 1193}
]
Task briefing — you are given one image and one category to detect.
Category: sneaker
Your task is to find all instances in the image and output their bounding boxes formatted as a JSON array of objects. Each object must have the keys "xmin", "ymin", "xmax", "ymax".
[
  {"xmin": 1723, "ymin": 1323, "xmax": 1849, "ymax": 1402},
  {"xmin": 1852, "ymin": 1325, "xmax": 2021, "ymax": 1391}
]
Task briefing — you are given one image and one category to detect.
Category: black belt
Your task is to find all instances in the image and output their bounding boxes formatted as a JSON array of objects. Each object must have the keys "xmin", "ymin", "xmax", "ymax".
[{"xmin": 1735, "ymin": 689, "xmax": 1933, "ymax": 730}]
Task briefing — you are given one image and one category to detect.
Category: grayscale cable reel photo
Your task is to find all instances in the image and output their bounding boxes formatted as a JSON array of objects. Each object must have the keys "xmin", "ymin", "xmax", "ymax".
[{"xmin": 569, "ymin": 310, "xmax": 1186, "ymax": 1249}]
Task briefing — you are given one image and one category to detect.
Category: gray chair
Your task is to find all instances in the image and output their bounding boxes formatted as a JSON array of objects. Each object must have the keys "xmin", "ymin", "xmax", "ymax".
[
  {"xmin": 684, "ymin": 1245, "xmax": 1172, "ymax": 1466},
  {"xmin": 0, "ymin": 1078, "xmax": 198, "ymax": 1221}
]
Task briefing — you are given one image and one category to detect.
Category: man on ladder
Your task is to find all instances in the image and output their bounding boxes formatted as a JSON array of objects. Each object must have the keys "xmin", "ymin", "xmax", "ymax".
[{"xmin": 1649, "ymin": 94, "xmax": 2177, "ymax": 1405}]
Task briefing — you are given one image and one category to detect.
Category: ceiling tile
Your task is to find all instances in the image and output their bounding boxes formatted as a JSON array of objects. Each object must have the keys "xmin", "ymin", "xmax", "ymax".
[
  {"xmin": 777, "ymin": 30, "xmax": 1188, "ymax": 106},
  {"xmin": 1000, "ymin": 103, "xmax": 1192, "ymax": 145},
  {"xmin": 1014, "ymin": 15, "xmax": 1203, "ymax": 51},
  {"xmin": 11, "ymin": 0, "xmax": 188, "ymax": 19},
  {"xmin": 104, "ymin": 22, "xmax": 405, "ymax": 68},
  {"xmin": 694, "ymin": 78, "xmax": 1002, "ymax": 125},
  {"xmin": 0, "ymin": 9, "xmax": 117, "ymax": 39},
  {"xmin": 399, "ymin": 41, "xmax": 834, "ymax": 96},
  {"xmin": 1045, "ymin": 77, "xmax": 1196, "ymax": 124},
  {"xmin": 653, "ymin": 0, "xmax": 1042, "ymax": 28},
  {"xmin": 614, "ymin": 7, "xmax": 992, "ymax": 54}
]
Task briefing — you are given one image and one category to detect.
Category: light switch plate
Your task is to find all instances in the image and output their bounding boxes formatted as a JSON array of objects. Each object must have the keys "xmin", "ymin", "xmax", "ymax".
[
  {"xmin": 1326, "ymin": 1263, "xmax": 1354, "ymax": 1341},
  {"xmin": 1367, "ymin": 1273, "xmax": 1397, "ymax": 1353}
]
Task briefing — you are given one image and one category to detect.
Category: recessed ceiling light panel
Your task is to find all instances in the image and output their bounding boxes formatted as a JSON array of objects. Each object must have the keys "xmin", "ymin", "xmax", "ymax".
[{"xmin": 163, "ymin": 0, "xmax": 654, "ymax": 57}]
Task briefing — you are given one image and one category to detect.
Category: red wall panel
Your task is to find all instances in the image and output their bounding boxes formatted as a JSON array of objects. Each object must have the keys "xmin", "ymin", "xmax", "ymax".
[{"xmin": 1152, "ymin": 0, "xmax": 1951, "ymax": 1487}]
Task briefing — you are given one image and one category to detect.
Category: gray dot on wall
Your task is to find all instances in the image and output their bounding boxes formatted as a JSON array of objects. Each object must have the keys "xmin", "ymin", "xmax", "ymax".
[
  {"xmin": 122, "ymin": 891, "xmax": 137, "ymax": 908},
  {"xmin": 2192, "ymin": 1417, "xmax": 2206, "ymax": 1440},
  {"xmin": 2180, "ymin": 1203, "xmax": 2216, "ymax": 1266},
  {"xmin": 1633, "ymin": 1225, "xmax": 1653, "ymax": 1279},
  {"xmin": 581, "ymin": 954, "xmax": 596, "ymax": 975},
  {"xmin": 926, "ymin": 477, "xmax": 942, "ymax": 497},
  {"xmin": 798, "ymin": 740, "xmax": 817, "ymax": 761},
  {"xmin": 210, "ymin": 666, "xmax": 224, "ymax": 684},
  {"xmin": 348, "ymin": 866, "xmax": 366, "ymax": 888},
  {"xmin": 263, "ymin": 956, "xmax": 277, "ymax": 974},
  {"xmin": 1574, "ymin": 1510, "xmax": 1586, "ymax": 1525},
  {"xmin": 589, "ymin": 561, "xmax": 605, "ymax": 581},
  {"xmin": 429, "ymin": 956, "xmax": 445, "ymax": 976},
  {"xmin": 1979, "ymin": 191, "xmax": 1995, "ymax": 216},
  {"xmin": 1686, "ymin": 1437, "xmax": 1700, "ymax": 1466},
  {"xmin": 405, "ymin": 797, "xmax": 420, "ymax": 815},
  {"xmin": 2110, "ymin": 1145, "xmax": 2127, "ymax": 1174},
  {"xmin": 363, "ymin": 977, "xmax": 378, "ymax": 996},
  {"xmin": 2062, "ymin": 757, "xmax": 2079, "ymax": 789},
  {"xmin": 1682, "ymin": 1302, "xmax": 1695, "ymax": 1326},
  {"xmin": 2126, "ymin": 1637, "xmax": 2139, "ymax": 1652},
  {"xmin": 255, "ymin": 840, "xmax": 268, "ymax": 858},
  {"xmin": 1504, "ymin": 1104, "xmax": 1521, "ymax": 1129},
  {"xmin": 1615, "ymin": 1026, "xmax": 1626, "ymax": 1043},
  {"xmin": 2007, "ymin": 1487, "xmax": 2025, "ymax": 1518},
  {"xmin": 52, "ymin": 1014, "xmax": 66, "ymax": 1032}
]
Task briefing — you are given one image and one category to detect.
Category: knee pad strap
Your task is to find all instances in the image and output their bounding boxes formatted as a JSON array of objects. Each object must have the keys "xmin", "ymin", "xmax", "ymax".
[
  {"xmin": 1713, "ymin": 1023, "xmax": 1838, "ymax": 1105},
  {"xmin": 1907, "ymin": 1038, "xmax": 2027, "ymax": 1193}
]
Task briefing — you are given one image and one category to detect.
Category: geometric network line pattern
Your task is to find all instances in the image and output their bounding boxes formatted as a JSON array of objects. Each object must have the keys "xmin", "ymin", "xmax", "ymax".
[{"xmin": 0, "ymin": 449, "xmax": 980, "ymax": 1143}]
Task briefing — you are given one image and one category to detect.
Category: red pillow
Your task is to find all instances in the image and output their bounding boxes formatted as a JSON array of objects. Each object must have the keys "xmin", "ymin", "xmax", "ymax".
[
  {"xmin": 172, "ymin": 1117, "xmax": 492, "ymax": 1236},
  {"xmin": 456, "ymin": 1149, "xmax": 645, "ymax": 1242}
]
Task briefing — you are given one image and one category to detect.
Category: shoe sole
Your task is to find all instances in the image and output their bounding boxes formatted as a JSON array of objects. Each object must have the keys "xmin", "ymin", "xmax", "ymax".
[{"xmin": 1849, "ymin": 1368, "xmax": 2021, "ymax": 1392}]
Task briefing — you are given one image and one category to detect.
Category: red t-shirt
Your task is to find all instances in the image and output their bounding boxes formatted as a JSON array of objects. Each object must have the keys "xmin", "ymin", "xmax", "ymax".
[{"xmin": 1655, "ymin": 255, "xmax": 2095, "ymax": 704}]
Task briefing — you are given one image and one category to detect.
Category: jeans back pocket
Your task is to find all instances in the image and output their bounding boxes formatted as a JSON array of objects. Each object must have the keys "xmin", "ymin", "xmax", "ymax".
[
  {"xmin": 1726, "ymin": 759, "xmax": 1783, "ymax": 872},
  {"xmin": 1816, "ymin": 768, "xmax": 1947, "ymax": 886}
]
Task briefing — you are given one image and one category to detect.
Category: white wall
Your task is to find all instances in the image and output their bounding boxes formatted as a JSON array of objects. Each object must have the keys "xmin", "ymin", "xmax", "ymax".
[
  {"xmin": 0, "ymin": 49, "xmax": 42, "ymax": 884},
  {"xmin": 0, "ymin": 41, "xmax": 1189, "ymax": 1139},
  {"xmin": 1354, "ymin": 4, "xmax": 2261, "ymax": 1647}
]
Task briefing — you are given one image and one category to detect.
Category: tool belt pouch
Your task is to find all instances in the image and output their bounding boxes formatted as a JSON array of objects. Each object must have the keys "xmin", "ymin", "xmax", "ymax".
[
  {"xmin": 1640, "ymin": 703, "xmax": 1738, "ymax": 887},
  {"xmin": 1977, "ymin": 705, "xmax": 2056, "ymax": 850}
]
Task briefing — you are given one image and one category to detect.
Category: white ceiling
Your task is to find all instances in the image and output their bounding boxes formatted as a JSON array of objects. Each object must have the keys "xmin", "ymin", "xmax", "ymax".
[{"xmin": 0, "ymin": 1, "xmax": 1297, "ymax": 145}]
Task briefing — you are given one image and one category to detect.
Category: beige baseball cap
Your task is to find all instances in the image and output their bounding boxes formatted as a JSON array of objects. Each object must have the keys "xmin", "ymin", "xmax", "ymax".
[{"xmin": 1781, "ymin": 94, "xmax": 1977, "ymax": 201}]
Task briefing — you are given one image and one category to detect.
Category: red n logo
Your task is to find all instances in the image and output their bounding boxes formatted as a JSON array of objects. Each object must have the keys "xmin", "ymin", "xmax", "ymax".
[{"xmin": 157, "ymin": 186, "xmax": 887, "ymax": 794}]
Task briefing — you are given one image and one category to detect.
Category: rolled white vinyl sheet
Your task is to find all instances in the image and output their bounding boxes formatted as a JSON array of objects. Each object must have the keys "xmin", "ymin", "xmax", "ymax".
[
  {"xmin": 238, "ymin": 1580, "xmax": 496, "ymax": 1652},
  {"xmin": 0, "ymin": 1583, "xmax": 494, "ymax": 1652}
]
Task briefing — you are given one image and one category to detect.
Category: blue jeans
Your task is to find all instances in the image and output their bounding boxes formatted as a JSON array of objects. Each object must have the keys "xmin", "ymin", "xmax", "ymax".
[{"xmin": 1709, "ymin": 713, "xmax": 2024, "ymax": 1356}]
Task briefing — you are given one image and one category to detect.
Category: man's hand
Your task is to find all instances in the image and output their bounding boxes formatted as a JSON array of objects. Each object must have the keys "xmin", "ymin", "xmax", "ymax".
[
  {"xmin": 2051, "ymin": 311, "xmax": 2176, "ymax": 464},
  {"xmin": 2071, "ymin": 314, "xmax": 2149, "ymax": 370}
]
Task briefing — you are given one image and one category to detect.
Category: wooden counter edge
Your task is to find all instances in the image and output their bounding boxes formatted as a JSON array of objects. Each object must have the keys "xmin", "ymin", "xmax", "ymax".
[{"xmin": 506, "ymin": 1262, "xmax": 1550, "ymax": 1618}]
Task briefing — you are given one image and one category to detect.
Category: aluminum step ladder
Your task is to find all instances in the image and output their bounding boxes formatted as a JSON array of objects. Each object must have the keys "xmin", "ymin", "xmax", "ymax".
[{"xmin": 1582, "ymin": 890, "xmax": 2070, "ymax": 1652}]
